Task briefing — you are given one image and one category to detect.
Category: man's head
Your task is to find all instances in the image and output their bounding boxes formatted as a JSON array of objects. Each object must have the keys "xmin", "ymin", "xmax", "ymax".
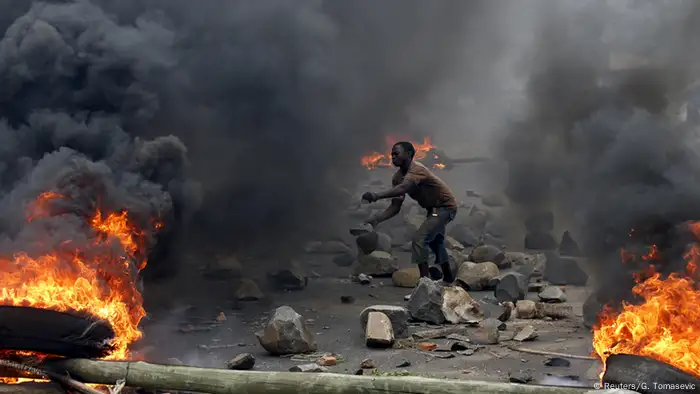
[{"xmin": 391, "ymin": 141, "xmax": 415, "ymax": 168}]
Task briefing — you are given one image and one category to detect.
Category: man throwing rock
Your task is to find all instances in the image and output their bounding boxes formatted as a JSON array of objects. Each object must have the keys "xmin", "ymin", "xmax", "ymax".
[{"xmin": 362, "ymin": 141, "xmax": 458, "ymax": 283}]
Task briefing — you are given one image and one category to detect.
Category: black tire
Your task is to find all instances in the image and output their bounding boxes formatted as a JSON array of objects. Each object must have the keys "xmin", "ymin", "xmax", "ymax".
[
  {"xmin": 603, "ymin": 354, "xmax": 700, "ymax": 394},
  {"xmin": 0, "ymin": 306, "xmax": 115, "ymax": 358}
]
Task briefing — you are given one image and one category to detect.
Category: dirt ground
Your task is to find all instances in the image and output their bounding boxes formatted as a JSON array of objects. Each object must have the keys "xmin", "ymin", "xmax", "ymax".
[{"xmin": 138, "ymin": 249, "xmax": 600, "ymax": 389}]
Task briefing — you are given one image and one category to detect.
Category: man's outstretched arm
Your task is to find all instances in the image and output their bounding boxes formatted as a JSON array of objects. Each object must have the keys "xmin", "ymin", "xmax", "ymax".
[{"xmin": 375, "ymin": 182, "xmax": 413, "ymax": 200}]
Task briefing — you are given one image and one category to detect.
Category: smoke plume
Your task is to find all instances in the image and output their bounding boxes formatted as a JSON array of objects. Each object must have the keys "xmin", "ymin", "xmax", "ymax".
[
  {"xmin": 500, "ymin": 0, "xmax": 700, "ymax": 303},
  {"xmin": 0, "ymin": 0, "xmax": 488, "ymax": 281}
]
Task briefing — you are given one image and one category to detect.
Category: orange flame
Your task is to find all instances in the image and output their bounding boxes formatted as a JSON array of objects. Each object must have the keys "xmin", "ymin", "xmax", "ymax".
[
  {"xmin": 360, "ymin": 136, "xmax": 445, "ymax": 170},
  {"xmin": 0, "ymin": 192, "xmax": 160, "ymax": 361},
  {"xmin": 592, "ymin": 222, "xmax": 700, "ymax": 379}
]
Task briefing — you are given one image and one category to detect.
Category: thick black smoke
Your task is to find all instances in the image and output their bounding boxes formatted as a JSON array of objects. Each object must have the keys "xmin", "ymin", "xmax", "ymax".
[
  {"xmin": 0, "ymin": 1, "xmax": 487, "ymax": 277},
  {"xmin": 0, "ymin": 1, "xmax": 199, "ymax": 274},
  {"xmin": 501, "ymin": 0, "xmax": 700, "ymax": 304}
]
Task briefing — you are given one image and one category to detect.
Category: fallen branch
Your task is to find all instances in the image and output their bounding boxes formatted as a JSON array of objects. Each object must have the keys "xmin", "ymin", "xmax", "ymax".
[
  {"xmin": 0, "ymin": 359, "xmax": 103, "ymax": 394},
  {"xmin": 507, "ymin": 346, "xmax": 597, "ymax": 361},
  {"xmin": 31, "ymin": 358, "xmax": 597, "ymax": 394}
]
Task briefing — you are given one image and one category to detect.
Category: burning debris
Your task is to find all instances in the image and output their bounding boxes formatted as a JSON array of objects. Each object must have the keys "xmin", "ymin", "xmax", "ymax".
[
  {"xmin": 592, "ymin": 222, "xmax": 700, "ymax": 380},
  {"xmin": 360, "ymin": 136, "xmax": 488, "ymax": 171}
]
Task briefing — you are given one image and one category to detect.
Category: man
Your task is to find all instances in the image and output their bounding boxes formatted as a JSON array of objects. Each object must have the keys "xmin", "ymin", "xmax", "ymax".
[{"xmin": 362, "ymin": 141, "xmax": 458, "ymax": 283}]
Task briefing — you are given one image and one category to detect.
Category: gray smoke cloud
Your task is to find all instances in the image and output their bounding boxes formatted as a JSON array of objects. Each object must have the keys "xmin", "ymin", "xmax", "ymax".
[
  {"xmin": 0, "ymin": 0, "xmax": 489, "ymax": 282},
  {"xmin": 500, "ymin": 0, "xmax": 700, "ymax": 304}
]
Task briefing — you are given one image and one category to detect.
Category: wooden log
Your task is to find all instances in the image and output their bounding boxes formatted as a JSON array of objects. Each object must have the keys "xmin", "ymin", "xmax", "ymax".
[
  {"xmin": 0, "ymin": 383, "xmax": 66, "ymax": 393},
  {"xmin": 36, "ymin": 358, "xmax": 594, "ymax": 394}
]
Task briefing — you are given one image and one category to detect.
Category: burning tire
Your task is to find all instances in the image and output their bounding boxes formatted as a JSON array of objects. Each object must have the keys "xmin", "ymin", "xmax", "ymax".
[
  {"xmin": 602, "ymin": 354, "xmax": 700, "ymax": 394},
  {"xmin": 0, "ymin": 306, "xmax": 115, "ymax": 358}
]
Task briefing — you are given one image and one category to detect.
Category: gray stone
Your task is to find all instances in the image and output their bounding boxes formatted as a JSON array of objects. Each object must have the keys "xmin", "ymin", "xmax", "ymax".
[
  {"xmin": 204, "ymin": 255, "xmax": 242, "ymax": 279},
  {"xmin": 289, "ymin": 364, "xmax": 328, "ymax": 373},
  {"xmin": 387, "ymin": 227, "xmax": 412, "ymax": 247},
  {"xmin": 558, "ymin": 231, "xmax": 581, "ymax": 256},
  {"xmin": 456, "ymin": 262, "xmax": 500, "ymax": 291},
  {"xmin": 354, "ymin": 251, "xmax": 398, "ymax": 277},
  {"xmin": 509, "ymin": 370, "xmax": 533, "ymax": 384},
  {"xmin": 444, "ymin": 236, "xmax": 465, "ymax": 251},
  {"xmin": 470, "ymin": 245, "xmax": 506, "ymax": 266},
  {"xmin": 365, "ymin": 311, "xmax": 395, "ymax": 348},
  {"xmin": 480, "ymin": 317, "xmax": 506, "ymax": 331},
  {"xmin": 513, "ymin": 325, "xmax": 538, "ymax": 342},
  {"xmin": 357, "ymin": 273, "xmax": 372, "ymax": 284},
  {"xmin": 543, "ymin": 253, "xmax": 589, "ymax": 286},
  {"xmin": 304, "ymin": 240, "xmax": 352, "ymax": 254},
  {"xmin": 236, "ymin": 278, "xmax": 264, "ymax": 301},
  {"xmin": 476, "ymin": 299, "xmax": 511, "ymax": 322},
  {"xmin": 376, "ymin": 232, "xmax": 393, "ymax": 252},
  {"xmin": 332, "ymin": 252, "xmax": 355, "ymax": 267},
  {"xmin": 226, "ymin": 353, "xmax": 255, "ymax": 370},
  {"xmin": 356, "ymin": 231, "xmax": 380, "ymax": 254},
  {"xmin": 469, "ymin": 325, "xmax": 499, "ymax": 345},
  {"xmin": 407, "ymin": 278, "xmax": 445, "ymax": 324},
  {"xmin": 494, "ymin": 272, "xmax": 527, "ymax": 303},
  {"xmin": 255, "ymin": 306, "xmax": 317, "ymax": 355},
  {"xmin": 538, "ymin": 286, "xmax": 567, "ymax": 303},
  {"xmin": 360, "ymin": 305, "xmax": 410, "ymax": 338},
  {"xmin": 267, "ymin": 261, "xmax": 308, "ymax": 290}
]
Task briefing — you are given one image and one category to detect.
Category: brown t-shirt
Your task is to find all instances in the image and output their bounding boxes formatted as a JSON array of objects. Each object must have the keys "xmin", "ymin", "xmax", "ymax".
[{"xmin": 392, "ymin": 161, "xmax": 457, "ymax": 209}]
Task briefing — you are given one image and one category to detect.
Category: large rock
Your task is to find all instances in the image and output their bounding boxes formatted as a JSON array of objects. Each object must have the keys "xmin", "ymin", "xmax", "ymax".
[
  {"xmin": 558, "ymin": 231, "xmax": 581, "ymax": 256},
  {"xmin": 236, "ymin": 278, "xmax": 264, "ymax": 301},
  {"xmin": 356, "ymin": 231, "xmax": 380, "ymax": 254},
  {"xmin": 441, "ymin": 286, "xmax": 480, "ymax": 324},
  {"xmin": 376, "ymin": 232, "xmax": 393, "ymax": 252},
  {"xmin": 203, "ymin": 255, "xmax": 242, "ymax": 279},
  {"xmin": 455, "ymin": 262, "xmax": 499, "ymax": 291},
  {"xmin": 543, "ymin": 254, "xmax": 589, "ymax": 286},
  {"xmin": 524, "ymin": 232, "xmax": 557, "ymax": 250},
  {"xmin": 256, "ymin": 306, "xmax": 317, "ymax": 355},
  {"xmin": 476, "ymin": 299, "xmax": 511, "ymax": 322},
  {"xmin": 354, "ymin": 251, "xmax": 399, "ymax": 277},
  {"xmin": 387, "ymin": 227, "xmax": 412, "ymax": 247},
  {"xmin": 469, "ymin": 245, "xmax": 506, "ymax": 266},
  {"xmin": 392, "ymin": 267, "xmax": 420, "ymax": 288},
  {"xmin": 494, "ymin": 272, "xmax": 527, "ymax": 303},
  {"xmin": 267, "ymin": 260, "xmax": 308, "ymax": 290},
  {"xmin": 360, "ymin": 305, "xmax": 410, "ymax": 338},
  {"xmin": 538, "ymin": 286, "xmax": 567, "ymax": 303},
  {"xmin": 304, "ymin": 240, "xmax": 352, "ymax": 254},
  {"xmin": 444, "ymin": 236, "xmax": 465, "ymax": 252},
  {"xmin": 365, "ymin": 312, "xmax": 395, "ymax": 348},
  {"xmin": 407, "ymin": 278, "xmax": 445, "ymax": 324}
]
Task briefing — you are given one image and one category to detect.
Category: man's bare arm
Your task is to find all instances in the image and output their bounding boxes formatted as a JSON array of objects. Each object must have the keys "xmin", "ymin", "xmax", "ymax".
[
  {"xmin": 376, "ymin": 182, "xmax": 413, "ymax": 200},
  {"xmin": 367, "ymin": 198, "xmax": 403, "ymax": 226}
]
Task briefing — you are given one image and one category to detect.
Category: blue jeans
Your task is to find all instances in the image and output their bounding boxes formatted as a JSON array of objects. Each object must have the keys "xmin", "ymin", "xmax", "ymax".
[{"xmin": 411, "ymin": 207, "xmax": 457, "ymax": 266}]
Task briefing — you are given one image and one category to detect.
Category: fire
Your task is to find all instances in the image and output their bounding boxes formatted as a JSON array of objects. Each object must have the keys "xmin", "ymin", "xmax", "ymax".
[
  {"xmin": 592, "ymin": 222, "xmax": 700, "ymax": 379},
  {"xmin": 361, "ymin": 136, "xmax": 446, "ymax": 170},
  {"xmin": 0, "ymin": 192, "xmax": 160, "ymax": 360}
]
